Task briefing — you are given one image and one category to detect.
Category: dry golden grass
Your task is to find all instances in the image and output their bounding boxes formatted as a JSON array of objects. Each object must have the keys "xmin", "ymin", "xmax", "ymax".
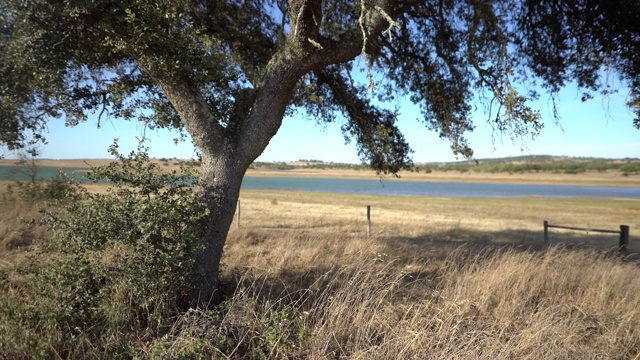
[
  {"xmin": 205, "ymin": 190, "xmax": 640, "ymax": 358},
  {"xmin": 215, "ymin": 228, "xmax": 640, "ymax": 358},
  {"xmin": 234, "ymin": 190, "xmax": 640, "ymax": 253},
  {"xmin": 0, "ymin": 183, "xmax": 48, "ymax": 269},
  {"xmin": 0, "ymin": 158, "xmax": 114, "ymax": 169},
  {"xmin": 0, "ymin": 157, "xmax": 187, "ymax": 171},
  {"xmin": 2, "ymin": 184, "xmax": 640, "ymax": 358}
]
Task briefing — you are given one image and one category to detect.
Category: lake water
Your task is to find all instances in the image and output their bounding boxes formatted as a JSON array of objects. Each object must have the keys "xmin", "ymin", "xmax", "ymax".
[
  {"xmin": 242, "ymin": 176, "xmax": 640, "ymax": 199},
  {"xmin": 1, "ymin": 166, "xmax": 638, "ymax": 199},
  {"xmin": 0, "ymin": 166, "xmax": 89, "ymax": 181}
]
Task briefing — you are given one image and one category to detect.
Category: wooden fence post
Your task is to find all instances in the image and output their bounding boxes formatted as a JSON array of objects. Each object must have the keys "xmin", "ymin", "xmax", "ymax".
[
  {"xmin": 236, "ymin": 199, "xmax": 241, "ymax": 230},
  {"xmin": 367, "ymin": 205, "xmax": 371, "ymax": 238},
  {"xmin": 543, "ymin": 220, "xmax": 549, "ymax": 244},
  {"xmin": 619, "ymin": 225, "xmax": 630, "ymax": 254}
]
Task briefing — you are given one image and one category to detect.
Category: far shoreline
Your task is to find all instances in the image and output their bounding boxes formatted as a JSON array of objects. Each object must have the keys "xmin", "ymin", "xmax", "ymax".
[{"xmin": 244, "ymin": 168, "xmax": 639, "ymax": 188}]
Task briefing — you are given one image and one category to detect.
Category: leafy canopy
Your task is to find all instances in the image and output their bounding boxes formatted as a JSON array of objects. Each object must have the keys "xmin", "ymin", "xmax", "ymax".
[{"xmin": 1, "ymin": 1, "xmax": 639, "ymax": 172}]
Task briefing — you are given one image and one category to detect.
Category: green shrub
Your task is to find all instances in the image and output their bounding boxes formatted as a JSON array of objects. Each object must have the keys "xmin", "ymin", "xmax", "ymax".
[
  {"xmin": 0, "ymin": 142, "xmax": 208, "ymax": 358},
  {"xmin": 562, "ymin": 163, "xmax": 586, "ymax": 174},
  {"xmin": 275, "ymin": 162, "xmax": 294, "ymax": 170},
  {"xmin": 2, "ymin": 170, "xmax": 76, "ymax": 206},
  {"xmin": 620, "ymin": 164, "xmax": 640, "ymax": 174}
]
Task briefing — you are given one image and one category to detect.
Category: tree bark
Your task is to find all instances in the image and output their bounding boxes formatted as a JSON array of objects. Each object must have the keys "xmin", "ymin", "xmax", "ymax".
[{"xmin": 189, "ymin": 151, "xmax": 247, "ymax": 306}]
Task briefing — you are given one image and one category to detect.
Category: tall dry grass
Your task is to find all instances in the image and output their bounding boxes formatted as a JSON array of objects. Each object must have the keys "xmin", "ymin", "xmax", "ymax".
[
  {"xmin": 0, "ymin": 182, "xmax": 48, "ymax": 270},
  {"xmin": 148, "ymin": 228, "xmax": 640, "ymax": 359},
  {"xmin": 2, "ymin": 184, "xmax": 640, "ymax": 358}
]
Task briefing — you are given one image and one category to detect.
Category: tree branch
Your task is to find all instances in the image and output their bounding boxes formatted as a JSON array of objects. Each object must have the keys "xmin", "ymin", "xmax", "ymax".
[
  {"xmin": 235, "ymin": 0, "xmax": 402, "ymax": 164},
  {"xmin": 142, "ymin": 64, "xmax": 225, "ymax": 155},
  {"xmin": 315, "ymin": 67, "xmax": 412, "ymax": 174},
  {"xmin": 305, "ymin": 0, "xmax": 400, "ymax": 71}
]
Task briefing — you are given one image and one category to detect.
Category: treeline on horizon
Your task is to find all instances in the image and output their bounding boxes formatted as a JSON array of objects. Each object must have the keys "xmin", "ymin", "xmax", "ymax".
[
  {"xmin": 3, "ymin": 156, "xmax": 636, "ymax": 177},
  {"xmin": 249, "ymin": 155, "xmax": 640, "ymax": 176}
]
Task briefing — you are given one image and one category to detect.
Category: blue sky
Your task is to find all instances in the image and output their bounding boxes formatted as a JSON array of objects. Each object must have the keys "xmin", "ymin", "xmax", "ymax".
[{"xmin": 7, "ymin": 80, "xmax": 639, "ymax": 163}]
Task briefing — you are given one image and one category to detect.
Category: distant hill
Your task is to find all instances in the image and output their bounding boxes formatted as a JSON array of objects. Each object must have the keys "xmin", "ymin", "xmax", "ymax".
[
  {"xmin": 249, "ymin": 155, "xmax": 640, "ymax": 176},
  {"xmin": 416, "ymin": 155, "xmax": 640, "ymax": 176},
  {"xmin": 422, "ymin": 155, "xmax": 639, "ymax": 166}
]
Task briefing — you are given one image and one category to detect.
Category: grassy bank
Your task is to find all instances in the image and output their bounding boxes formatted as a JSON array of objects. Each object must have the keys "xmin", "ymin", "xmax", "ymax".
[{"xmin": 1, "ymin": 184, "xmax": 640, "ymax": 358}]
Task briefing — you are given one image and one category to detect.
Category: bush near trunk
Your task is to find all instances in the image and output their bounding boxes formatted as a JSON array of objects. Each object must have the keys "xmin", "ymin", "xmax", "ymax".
[{"xmin": 0, "ymin": 142, "xmax": 208, "ymax": 358}]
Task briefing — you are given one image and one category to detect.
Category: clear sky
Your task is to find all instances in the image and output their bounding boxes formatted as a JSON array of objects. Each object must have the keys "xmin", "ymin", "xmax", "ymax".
[{"xmin": 6, "ymin": 79, "xmax": 639, "ymax": 163}]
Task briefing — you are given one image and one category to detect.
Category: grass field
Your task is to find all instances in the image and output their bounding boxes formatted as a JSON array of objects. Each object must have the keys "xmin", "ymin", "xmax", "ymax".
[
  {"xmin": 1, "ymin": 179, "xmax": 640, "ymax": 358},
  {"xmin": 221, "ymin": 191, "xmax": 640, "ymax": 358},
  {"xmin": 234, "ymin": 189, "xmax": 640, "ymax": 252}
]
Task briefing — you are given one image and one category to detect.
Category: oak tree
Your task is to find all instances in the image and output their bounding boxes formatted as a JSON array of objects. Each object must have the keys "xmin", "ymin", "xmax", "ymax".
[{"xmin": 1, "ymin": 0, "xmax": 639, "ymax": 305}]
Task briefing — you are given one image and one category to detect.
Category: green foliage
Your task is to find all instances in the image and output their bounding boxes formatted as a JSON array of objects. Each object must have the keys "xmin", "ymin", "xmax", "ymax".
[
  {"xmin": 274, "ymin": 162, "xmax": 294, "ymax": 171},
  {"xmin": 562, "ymin": 163, "xmax": 585, "ymax": 175},
  {"xmin": 252, "ymin": 161, "xmax": 369, "ymax": 171},
  {"xmin": 140, "ymin": 298, "xmax": 310, "ymax": 359},
  {"xmin": 2, "ymin": 170, "xmax": 76, "ymax": 205},
  {"xmin": 620, "ymin": 163, "xmax": 640, "ymax": 175},
  {"xmin": 4, "ymin": 1, "xmax": 638, "ymax": 168},
  {"xmin": 0, "ymin": 142, "xmax": 208, "ymax": 358},
  {"xmin": 252, "ymin": 302, "xmax": 306, "ymax": 359}
]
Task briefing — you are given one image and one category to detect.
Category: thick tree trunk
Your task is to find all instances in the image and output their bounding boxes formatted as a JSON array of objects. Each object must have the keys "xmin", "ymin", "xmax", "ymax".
[
  {"xmin": 189, "ymin": 152, "xmax": 246, "ymax": 307},
  {"xmin": 147, "ymin": 3, "xmax": 399, "ymax": 307}
]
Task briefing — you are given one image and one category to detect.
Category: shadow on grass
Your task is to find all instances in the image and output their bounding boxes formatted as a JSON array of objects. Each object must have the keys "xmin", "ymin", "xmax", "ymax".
[
  {"xmin": 221, "ymin": 225, "xmax": 639, "ymax": 308},
  {"xmin": 376, "ymin": 226, "xmax": 640, "ymax": 263}
]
